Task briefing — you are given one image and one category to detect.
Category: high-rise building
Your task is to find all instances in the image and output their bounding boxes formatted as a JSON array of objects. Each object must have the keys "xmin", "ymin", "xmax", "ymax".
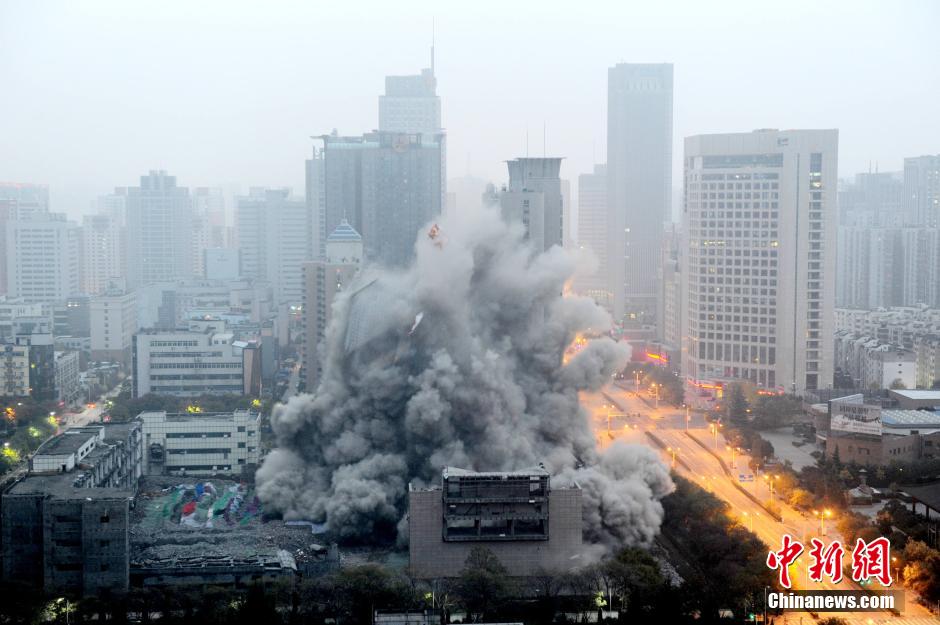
[
  {"xmin": 658, "ymin": 222, "xmax": 682, "ymax": 354},
  {"xmin": 904, "ymin": 155, "xmax": 940, "ymax": 227},
  {"xmin": 236, "ymin": 188, "xmax": 313, "ymax": 306},
  {"xmin": 0, "ymin": 184, "xmax": 50, "ymax": 296},
  {"xmin": 576, "ymin": 164, "xmax": 609, "ymax": 306},
  {"xmin": 5, "ymin": 212, "xmax": 80, "ymax": 303},
  {"xmin": 901, "ymin": 228, "xmax": 940, "ymax": 308},
  {"xmin": 301, "ymin": 220, "xmax": 362, "ymax": 392},
  {"xmin": 124, "ymin": 171, "xmax": 194, "ymax": 288},
  {"xmin": 499, "ymin": 157, "xmax": 564, "ymax": 253},
  {"xmin": 81, "ymin": 213, "xmax": 124, "ymax": 295},
  {"xmin": 838, "ymin": 171, "xmax": 904, "ymax": 227},
  {"xmin": 305, "ymin": 145, "xmax": 327, "ymax": 259},
  {"xmin": 191, "ymin": 187, "xmax": 227, "ymax": 277},
  {"xmin": 606, "ymin": 63, "xmax": 673, "ymax": 326},
  {"xmin": 378, "ymin": 62, "xmax": 440, "ymax": 135},
  {"xmin": 681, "ymin": 129, "xmax": 839, "ymax": 393},
  {"xmin": 320, "ymin": 131, "xmax": 444, "ymax": 267},
  {"xmin": 90, "ymin": 288, "xmax": 138, "ymax": 368}
]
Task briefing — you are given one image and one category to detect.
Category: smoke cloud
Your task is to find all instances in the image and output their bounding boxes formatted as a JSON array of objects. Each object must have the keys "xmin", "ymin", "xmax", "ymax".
[{"xmin": 256, "ymin": 205, "xmax": 673, "ymax": 549}]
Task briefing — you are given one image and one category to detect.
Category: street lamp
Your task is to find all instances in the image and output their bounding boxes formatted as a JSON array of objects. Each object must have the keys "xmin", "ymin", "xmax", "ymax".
[
  {"xmin": 634, "ymin": 369, "xmax": 640, "ymax": 392},
  {"xmin": 764, "ymin": 474, "xmax": 778, "ymax": 501},
  {"xmin": 685, "ymin": 403, "xmax": 691, "ymax": 431},
  {"xmin": 667, "ymin": 446, "xmax": 679, "ymax": 468},
  {"xmin": 726, "ymin": 445, "xmax": 739, "ymax": 469},
  {"xmin": 709, "ymin": 422, "xmax": 722, "ymax": 449}
]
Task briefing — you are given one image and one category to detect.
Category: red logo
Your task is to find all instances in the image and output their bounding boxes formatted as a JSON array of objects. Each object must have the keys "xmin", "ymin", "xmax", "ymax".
[
  {"xmin": 767, "ymin": 536, "xmax": 893, "ymax": 588},
  {"xmin": 766, "ymin": 534, "xmax": 804, "ymax": 588}
]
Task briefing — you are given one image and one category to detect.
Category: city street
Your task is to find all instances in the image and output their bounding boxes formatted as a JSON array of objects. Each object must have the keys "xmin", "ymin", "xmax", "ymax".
[{"xmin": 583, "ymin": 381, "xmax": 939, "ymax": 625}]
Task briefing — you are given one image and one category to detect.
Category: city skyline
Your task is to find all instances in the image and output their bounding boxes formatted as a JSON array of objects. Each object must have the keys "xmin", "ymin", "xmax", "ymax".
[{"xmin": 2, "ymin": 0, "xmax": 938, "ymax": 220}]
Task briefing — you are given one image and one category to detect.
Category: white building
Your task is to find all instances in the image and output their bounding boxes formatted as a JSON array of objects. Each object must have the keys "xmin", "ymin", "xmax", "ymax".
[
  {"xmin": 124, "ymin": 171, "xmax": 194, "ymax": 288},
  {"xmin": 139, "ymin": 409, "xmax": 261, "ymax": 476},
  {"xmin": 302, "ymin": 221, "xmax": 362, "ymax": 391},
  {"xmin": 81, "ymin": 213, "xmax": 124, "ymax": 295},
  {"xmin": 904, "ymin": 155, "xmax": 940, "ymax": 227},
  {"xmin": 499, "ymin": 158, "xmax": 564, "ymax": 253},
  {"xmin": 132, "ymin": 324, "xmax": 261, "ymax": 397},
  {"xmin": 54, "ymin": 350, "xmax": 81, "ymax": 405},
  {"xmin": 90, "ymin": 289, "xmax": 138, "ymax": 368},
  {"xmin": 0, "ymin": 297, "xmax": 49, "ymax": 339},
  {"xmin": 681, "ymin": 129, "xmax": 839, "ymax": 393},
  {"xmin": 607, "ymin": 63, "xmax": 673, "ymax": 325},
  {"xmin": 236, "ymin": 188, "xmax": 313, "ymax": 306},
  {"xmin": 5, "ymin": 212, "xmax": 80, "ymax": 303},
  {"xmin": 379, "ymin": 62, "xmax": 441, "ymax": 136},
  {"xmin": 576, "ymin": 164, "xmax": 609, "ymax": 307}
]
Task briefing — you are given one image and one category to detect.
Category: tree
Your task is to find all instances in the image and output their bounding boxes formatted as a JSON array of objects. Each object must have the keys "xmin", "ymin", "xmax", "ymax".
[
  {"xmin": 457, "ymin": 547, "xmax": 513, "ymax": 620},
  {"xmin": 726, "ymin": 384, "xmax": 749, "ymax": 425},
  {"xmin": 890, "ymin": 378, "xmax": 908, "ymax": 390},
  {"xmin": 902, "ymin": 540, "xmax": 940, "ymax": 604},
  {"xmin": 787, "ymin": 488, "xmax": 814, "ymax": 510}
]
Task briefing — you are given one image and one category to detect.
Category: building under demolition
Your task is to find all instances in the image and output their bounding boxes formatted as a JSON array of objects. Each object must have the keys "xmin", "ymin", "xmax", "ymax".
[{"xmin": 408, "ymin": 466, "xmax": 583, "ymax": 578}]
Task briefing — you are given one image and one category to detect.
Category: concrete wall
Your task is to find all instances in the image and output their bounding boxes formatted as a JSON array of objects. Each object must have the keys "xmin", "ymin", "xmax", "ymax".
[{"xmin": 409, "ymin": 487, "xmax": 583, "ymax": 578}]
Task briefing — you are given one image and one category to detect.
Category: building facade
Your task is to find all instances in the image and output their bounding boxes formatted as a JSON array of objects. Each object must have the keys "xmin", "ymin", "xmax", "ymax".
[
  {"xmin": 81, "ymin": 212, "xmax": 124, "ymax": 295},
  {"xmin": 499, "ymin": 158, "xmax": 564, "ymax": 253},
  {"xmin": 5, "ymin": 212, "xmax": 80, "ymax": 303},
  {"xmin": 606, "ymin": 63, "xmax": 673, "ymax": 325},
  {"xmin": 681, "ymin": 129, "xmax": 838, "ymax": 393},
  {"xmin": 90, "ymin": 289, "xmax": 138, "ymax": 368},
  {"xmin": 904, "ymin": 155, "xmax": 940, "ymax": 227},
  {"xmin": 124, "ymin": 171, "xmax": 194, "ymax": 288},
  {"xmin": 576, "ymin": 164, "xmax": 609, "ymax": 307}
]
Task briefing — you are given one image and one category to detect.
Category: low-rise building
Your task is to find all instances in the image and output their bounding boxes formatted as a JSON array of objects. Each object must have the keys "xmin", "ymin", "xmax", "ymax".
[
  {"xmin": 90, "ymin": 289, "xmax": 138, "ymax": 369},
  {"xmin": 409, "ymin": 466, "xmax": 583, "ymax": 578},
  {"xmin": 132, "ymin": 323, "xmax": 261, "ymax": 397},
  {"xmin": 139, "ymin": 409, "xmax": 261, "ymax": 477},
  {"xmin": 0, "ymin": 422, "xmax": 143, "ymax": 596}
]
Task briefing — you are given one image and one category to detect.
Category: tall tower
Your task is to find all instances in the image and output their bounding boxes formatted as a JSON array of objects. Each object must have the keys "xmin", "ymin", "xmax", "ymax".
[
  {"xmin": 499, "ymin": 157, "xmax": 564, "ymax": 252},
  {"xmin": 681, "ymin": 129, "xmax": 839, "ymax": 393},
  {"xmin": 606, "ymin": 63, "xmax": 673, "ymax": 329},
  {"xmin": 124, "ymin": 171, "xmax": 193, "ymax": 288}
]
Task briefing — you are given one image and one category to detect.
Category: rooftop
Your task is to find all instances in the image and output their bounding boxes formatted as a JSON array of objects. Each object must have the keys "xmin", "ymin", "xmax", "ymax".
[
  {"xmin": 327, "ymin": 219, "xmax": 362, "ymax": 242},
  {"xmin": 890, "ymin": 390, "xmax": 940, "ymax": 401},
  {"xmin": 881, "ymin": 410, "xmax": 940, "ymax": 428},
  {"xmin": 34, "ymin": 430, "xmax": 97, "ymax": 457},
  {"xmin": 443, "ymin": 465, "xmax": 550, "ymax": 478}
]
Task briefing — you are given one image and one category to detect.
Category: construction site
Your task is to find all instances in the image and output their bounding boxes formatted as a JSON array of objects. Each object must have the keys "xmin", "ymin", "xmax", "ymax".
[{"xmin": 129, "ymin": 476, "xmax": 339, "ymax": 587}]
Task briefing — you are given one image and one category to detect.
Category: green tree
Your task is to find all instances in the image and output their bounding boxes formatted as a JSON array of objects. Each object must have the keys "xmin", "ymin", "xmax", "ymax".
[
  {"xmin": 457, "ymin": 546, "xmax": 514, "ymax": 620},
  {"xmin": 726, "ymin": 384, "xmax": 749, "ymax": 425}
]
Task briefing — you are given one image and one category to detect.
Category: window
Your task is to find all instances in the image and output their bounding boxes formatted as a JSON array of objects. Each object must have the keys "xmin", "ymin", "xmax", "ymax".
[
  {"xmin": 238, "ymin": 442, "xmax": 246, "ymax": 448},
  {"xmin": 100, "ymin": 513, "xmax": 110, "ymax": 523}
]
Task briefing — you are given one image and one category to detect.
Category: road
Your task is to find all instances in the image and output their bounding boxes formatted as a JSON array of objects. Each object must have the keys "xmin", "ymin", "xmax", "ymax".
[
  {"xmin": 62, "ymin": 385, "xmax": 122, "ymax": 428},
  {"xmin": 583, "ymin": 381, "xmax": 939, "ymax": 625}
]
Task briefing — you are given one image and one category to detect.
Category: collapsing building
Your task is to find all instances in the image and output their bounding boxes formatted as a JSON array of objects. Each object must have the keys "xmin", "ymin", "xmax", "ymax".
[{"xmin": 408, "ymin": 466, "xmax": 583, "ymax": 578}]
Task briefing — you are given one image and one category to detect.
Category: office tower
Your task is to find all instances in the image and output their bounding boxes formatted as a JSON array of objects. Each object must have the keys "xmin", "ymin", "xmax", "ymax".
[
  {"xmin": 90, "ymin": 289, "xmax": 138, "ymax": 369},
  {"xmin": 320, "ymin": 131, "xmax": 444, "ymax": 267},
  {"xmin": 379, "ymin": 61, "xmax": 441, "ymax": 135},
  {"xmin": 901, "ymin": 228, "xmax": 940, "ymax": 308},
  {"xmin": 305, "ymin": 145, "xmax": 327, "ymax": 258},
  {"xmin": 606, "ymin": 63, "xmax": 673, "ymax": 326},
  {"xmin": 904, "ymin": 155, "xmax": 940, "ymax": 227},
  {"xmin": 81, "ymin": 213, "xmax": 124, "ymax": 295},
  {"xmin": 191, "ymin": 187, "xmax": 227, "ymax": 277},
  {"xmin": 236, "ymin": 188, "xmax": 313, "ymax": 305},
  {"xmin": 836, "ymin": 226, "xmax": 906, "ymax": 308},
  {"xmin": 5, "ymin": 212, "xmax": 80, "ymax": 303},
  {"xmin": 0, "ymin": 183, "xmax": 50, "ymax": 296},
  {"xmin": 658, "ymin": 222, "xmax": 682, "ymax": 353},
  {"xmin": 576, "ymin": 164, "xmax": 609, "ymax": 306},
  {"xmin": 838, "ymin": 171, "xmax": 904, "ymax": 227},
  {"xmin": 301, "ymin": 220, "xmax": 362, "ymax": 392},
  {"xmin": 124, "ymin": 171, "xmax": 193, "ymax": 288},
  {"xmin": 499, "ymin": 157, "xmax": 564, "ymax": 252},
  {"xmin": 681, "ymin": 129, "xmax": 838, "ymax": 393},
  {"xmin": 560, "ymin": 180, "xmax": 572, "ymax": 247}
]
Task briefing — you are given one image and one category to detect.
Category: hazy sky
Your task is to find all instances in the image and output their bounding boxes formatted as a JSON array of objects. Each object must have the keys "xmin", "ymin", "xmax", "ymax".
[{"xmin": 1, "ymin": 0, "xmax": 938, "ymax": 221}]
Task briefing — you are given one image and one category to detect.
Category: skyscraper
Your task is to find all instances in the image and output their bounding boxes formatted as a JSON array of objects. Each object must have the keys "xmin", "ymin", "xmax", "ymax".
[
  {"xmin": 379, "ymin": 58, "xmax": 440, "ymax": 135},
  {"xmin": 681, "ymin": 129, "xmax": 838, "ymax": 393},
  {"xmin": 5, "ymin": 212, "xmax": 80, "ymax": 303},
  {"xmin": 301, "ymin": 220, "xmax": 362, "ymax": 392},
  {"xmin": 124, "ymin": 171, "xmax": 193, "ymax": 288},
  {"xmin": 236, "ymin": 187, "xmax": 314, "ymax": 306},
  {"xmin": 499, "ymin": 157, "xmax": 564, "ymax": 252},
  {"xmin": 606, "ymin": 63, "xmax": 674, "ymax": 327},
  {"xmin": 0, "ymin": 183, "xmax": 50, "ymax": 296},
  {"xmin": 576, "ymin": 164, "xmax": 609, "ymax": 306},
  {"xmin": 320, "ymin": 131, "xmax": 444, "ymax": 267},
  {"xmin": 191, "ymin": 187, "xmax": 227, "ymax": 277},
  {"xmin": 80, "ymin": 213, "xmax": 124, "ymax": 295},
  {"xmin": 904, "ymin": 155, "xmax": 940, "ymax": 227}
]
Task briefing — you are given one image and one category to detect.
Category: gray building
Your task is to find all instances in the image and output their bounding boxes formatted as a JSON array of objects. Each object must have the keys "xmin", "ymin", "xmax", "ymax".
[
  {"xmin": 499, "ymin": 158, "xmax": 564, "ymax": 253},
  {"xmin": 1, "ymin": 422, "xmax": 143, "ymax": 595},
  {"xmin": 321, "ymin": 131, "xmax": 444, "ymax": 267},
  {"xmin": 838, "ymin": 171, "xmax": 904, "ymax": 227},
  {"xmin": 124, "ymin": 171, "xmax": 194, "ymax": 288},
  {"xmin": 576, "ymin": 164, "xmax": 609, "ymax": 306},
  {"xmin": 408, "ymin": 466, "xmax": 583, "ymax": 578},
  {"xmin": 379, "ymin": 62, "xmax": 441, "ymax": 136},
  {"xmin": 681, "ymin": 129, "xmax": 838, "ymax": 393},
  {"xmin": 606, "ymin": 63, "xmax": 674, "ymax": 326},
  {"xmin": 904, "ymin": 155, "xmax": 940, "ymax": 227}
]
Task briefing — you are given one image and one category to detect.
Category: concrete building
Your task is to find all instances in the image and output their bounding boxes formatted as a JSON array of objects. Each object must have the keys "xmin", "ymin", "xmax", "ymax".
[
  {"xmin": 606, "ymin": 63, "xmax": 673, "ymax": 326},
  {"xmin": 55, "ymin": 350, "xmax": 81, "ymax": 405},
  {"xmin": 681, "ymin": 129, "xmax": 838, "ymax": 393},
  {"xmin": 90, "ymin": 289, "xmax": 138, "ymax": 368},
  {"xmin": 408, "ymin": 466, "xmax": 583, "ymax": 578},
  {"xmin": 139, "ymin": 409, "xmax": 260, "ymax": 476},
  {"xmin": 236, "ymin": 187, "xmax": 313, "ymax": 306},
  {"xmin": 124, "ymin": 171, "xmax": 194, "ymax": 288},
  {"xmin": 838, "ymin": 171, "xmax": 904, "ymax": 227},
  {"xmin": 132, "ymin": 324, "xmax": 261, "ymax": 397},
  {"xmin": 320, "ymin": 130, "xmax": 444, "ymax": 267},
  {"xmin": 1, "ymin": 422, "xmax": 143, "ymax": 595},
  {"xmin": 204, "ymin": 248, "xmax": 240, "ymax": 281},
  {"xmin": 821, "ymin": 395, "xmax": 940, "ymax": 466},
  {"xmin": 0, "ymin": 184, "xmax": 50, "ymax": 296},
  {"xmin": 302, "ymin": 221, "xmax": 362, "ymax": 392},
  {"xmin": 904, "ymin": 155, "xmax": 940, "ymax": 227},
  {"xmin": 81, "ymin": 212, "xmax": 124, "ymax": 295},
  {"xmin": 6, "ymin": 317, "xmax": 56, "ymax": 401},
  {"xmin": 576, "ymin": 164, "xmax": 610, "ymax": 307},
  {"xmin": 499, "ymin": 158, "xmax": 564, "ymax": 253},
  {"xmin": 5, "ymin": 212, "xmax": 80, "ymax": 303},
  {"xmin": 191, "ymin": 187, "xmax": 227, "ymax": 278},
  {"xmin": 889, "ymin": 389, "xmax": 940, "ymax": 410},
  {"xmin": 0, "ymin": 342, "xmax": 30, "ymax": 397},
  {"xmin": 0, "ymin": 296, "xmax": 49, "ymax": 339},
  {"xmin": 901, "ymin": 228, "xmax": 940, "ymax": 308},
  {"xmin": 379, "ymin": 62, "xmax": 441, "ymax": 136},
  {"xmin": 658, "ymin": 222, "xmax": 682, "ymax": 357}
]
